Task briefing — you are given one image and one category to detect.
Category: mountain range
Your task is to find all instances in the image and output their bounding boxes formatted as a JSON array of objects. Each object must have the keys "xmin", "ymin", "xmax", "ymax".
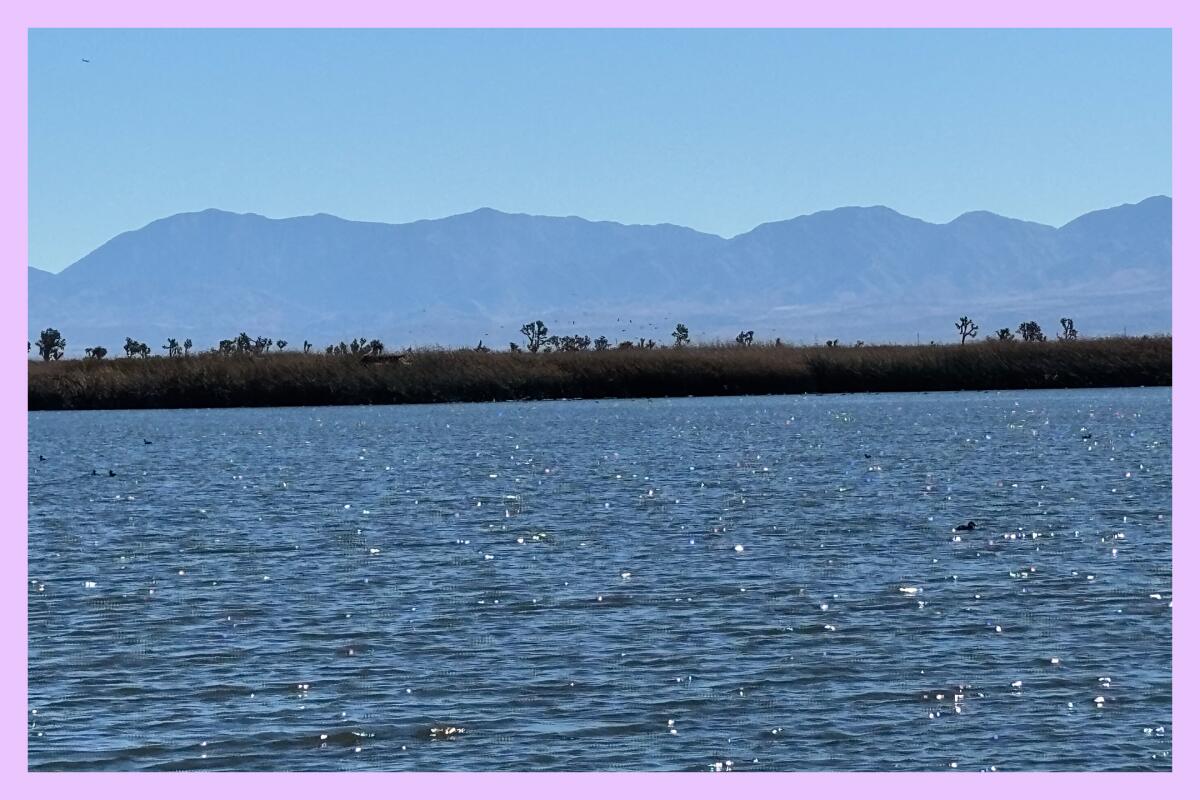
[{"xmin": 28, "ymin": 196, "xmax": 1171, "ymax": 353}]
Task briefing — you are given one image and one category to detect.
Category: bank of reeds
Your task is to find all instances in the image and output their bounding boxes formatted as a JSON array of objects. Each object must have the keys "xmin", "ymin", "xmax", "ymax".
[{"xmin": 27, "ymin": 337, "xmax": 1171, "ymax": 411}]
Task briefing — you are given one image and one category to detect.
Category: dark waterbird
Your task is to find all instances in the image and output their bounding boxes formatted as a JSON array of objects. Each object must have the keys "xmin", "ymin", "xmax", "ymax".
[
  {"xmin": 107, "ymin": 469, "xmax": 116, "ymax": 477},
  {"xmin": 143, "ymin": 439, "xmax": 153, "ymax": 445},
  {"xmin": 954, "ymin": 521, "xmax": 977, "ymax": 532},
  {"xmin": 38, "ymin": 455, "xmax": 46, "ymax": 461}
]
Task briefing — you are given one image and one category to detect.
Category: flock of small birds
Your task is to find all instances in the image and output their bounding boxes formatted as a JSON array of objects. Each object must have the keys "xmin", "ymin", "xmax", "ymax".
[{"xmin": 36, "ymin": 436, "xmax": 153, "ymax": 479}]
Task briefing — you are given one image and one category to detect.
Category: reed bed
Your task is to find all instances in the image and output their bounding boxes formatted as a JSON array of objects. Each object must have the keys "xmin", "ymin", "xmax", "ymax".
[{"xmin": 27, "ymin": 337, "xmax": 1171, "ymax": 411}]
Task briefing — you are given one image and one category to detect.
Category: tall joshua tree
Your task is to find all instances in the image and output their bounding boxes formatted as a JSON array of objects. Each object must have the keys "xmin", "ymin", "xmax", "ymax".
[
  {"xmin": 672, "ymin": 323, "xmax": 690, "ymax": 347},
  {"xmin": 36, "ymin": 328, "xmax": 66, "ymax": 361},
  {"xmin": 955, "ymin": 316, "xmax": 979, "ymax": 345},
  {"xmin": 521, "ymin": 320, "xmax": 549, "ymax": 353},
  {"xmin": 1058, "ymin": 318, "xmax": 1078, "ymax": 341},
  {"xmin": 1018, "ymin": 321, "xmax": 1047, "ymax": 342}
]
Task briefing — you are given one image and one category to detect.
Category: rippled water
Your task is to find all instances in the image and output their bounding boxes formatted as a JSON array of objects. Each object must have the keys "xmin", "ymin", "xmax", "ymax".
[{"xmin": 28, "ymin": 389, "xmax": 1172, "ymax": 771}]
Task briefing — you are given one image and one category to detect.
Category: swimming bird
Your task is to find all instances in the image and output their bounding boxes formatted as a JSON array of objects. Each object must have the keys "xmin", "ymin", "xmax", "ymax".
[
  {"xmin": 143, "ymin": 438, "xmax": 153, "ymax": 445},
  {"xmin": 429, "ymin": 725, "xmax": 466, "ymax": 738},
  {"xmin": 38, "ymin": 455, "xmax": 46, "ymax": 461},
  {"xmin": 107, "ymin": 469, "xmax": 116, "ymax": 477},
  {"xmin": 954, "ymin": 521, "xmax": 977, "ymax": 532},
  {"xmin": 91, "ymin": 469, "xmax": 98, "ymax": 476}
]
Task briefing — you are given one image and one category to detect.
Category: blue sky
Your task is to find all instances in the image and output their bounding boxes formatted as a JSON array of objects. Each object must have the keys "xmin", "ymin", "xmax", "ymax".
[{"xmin": 29, "ymin": 28, "xmax": 1170, "ymax": 271}]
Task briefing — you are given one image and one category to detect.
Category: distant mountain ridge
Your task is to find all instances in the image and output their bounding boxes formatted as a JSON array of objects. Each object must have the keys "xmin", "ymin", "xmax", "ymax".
[{"xmin": 28, "ymin": 196, "xmax": 1171, "ymax": 352}]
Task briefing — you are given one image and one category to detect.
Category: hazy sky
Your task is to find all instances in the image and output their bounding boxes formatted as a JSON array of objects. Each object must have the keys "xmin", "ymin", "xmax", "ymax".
[{"xmin": 29, "ymin": 28, "xmax": 1170, "ymax": 271}]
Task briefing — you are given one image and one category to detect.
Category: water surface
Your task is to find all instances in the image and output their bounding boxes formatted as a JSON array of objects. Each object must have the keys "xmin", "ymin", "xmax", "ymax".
[{"xmin": 28, "ymin": 389, "xmax": 1172, "ymax": 770}]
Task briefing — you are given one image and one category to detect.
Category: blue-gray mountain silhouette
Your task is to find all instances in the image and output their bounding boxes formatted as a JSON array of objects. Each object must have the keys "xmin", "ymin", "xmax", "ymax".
[{"xmin": 28, "ymin": 196, "xmax": 1170, "ymax": 351}]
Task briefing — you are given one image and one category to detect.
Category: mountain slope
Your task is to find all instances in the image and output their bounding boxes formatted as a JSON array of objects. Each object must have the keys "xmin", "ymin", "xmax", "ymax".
[{"xmin": 28, "ymin": 197, "xmax": 1171, "ymax": 351}]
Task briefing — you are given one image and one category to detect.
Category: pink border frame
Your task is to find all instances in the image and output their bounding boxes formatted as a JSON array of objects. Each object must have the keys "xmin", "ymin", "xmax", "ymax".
[{"xmin": 3, "ymin": 1, "xmax": 1191, "ymax": 794}]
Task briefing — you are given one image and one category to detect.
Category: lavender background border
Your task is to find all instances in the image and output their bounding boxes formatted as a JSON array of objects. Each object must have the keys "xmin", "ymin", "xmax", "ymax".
[{"xmin": 3, "ymin": 2, "xmax": 1190, "ymax": 793}]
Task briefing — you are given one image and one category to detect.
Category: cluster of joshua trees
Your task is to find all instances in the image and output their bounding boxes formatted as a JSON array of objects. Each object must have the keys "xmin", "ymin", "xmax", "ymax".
[
  {"xmin": 512, "ymin": 321, "xmax": 702, "ymax": 353},
  {"xmin": 27, "ymin": 316, "xmax": 1085, "ymax": 361},
  {"xmin": 955, "ymin": 316, "xmax": 1078, "ymax": 344}
]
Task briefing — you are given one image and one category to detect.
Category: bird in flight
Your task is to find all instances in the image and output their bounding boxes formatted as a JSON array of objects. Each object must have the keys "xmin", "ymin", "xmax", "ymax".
[{"xmin": 81, "ymin": 58, "xmax": 90, "ymax": 63}]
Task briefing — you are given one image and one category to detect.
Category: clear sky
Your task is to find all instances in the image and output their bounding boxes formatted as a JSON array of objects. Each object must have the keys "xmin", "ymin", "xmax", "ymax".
[{"xmin": 29, "ymin": 28, "xmax": 1170, "ymax": 272}]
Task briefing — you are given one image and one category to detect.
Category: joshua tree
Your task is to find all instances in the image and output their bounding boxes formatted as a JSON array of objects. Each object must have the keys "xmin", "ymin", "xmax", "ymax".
[
  {"xmin": 775, "ymin": 337, "xmax": 783, "ymax": 347},
  {"xmin": 255, "ymin": 337, "xmax": 273, "ymax": 354},
  {"xmin": 672, "ymin": 323, "xmax": 690, "ymax": 347},
  {"xmin": 1018, "ymin": 321, "xmax": 1047, "ymax": 342},
  {"xmin": 124, "ymin": 336, "xmax": 144, "ymax": 358},
  {"xmin": 367, "ymin": 339, "xmax": 385, "ymax": 356},
  {"xmin": 520, "ymin": 320, "xmax": 549, "ymax": 353},
  {"xmin": 553, "ymin": 334, "xmax": 590, "ymax": 352},
  {"xmin": 163, "ymin": 338, "xmax": 182, "ymax": 357},
  {"xmin": 1059, "ymin": 318, "xmax": 1078, "ymax": 341},
  {"xmin": 637, "ymin": 337, "xmax": 656, "ymax": 349},
  {"xmin": 276, "ymin": 339, "xmax": 288, "ymax": 351},
  {"xmin": 825, "ymin": 339, "xmax": 839, "ymax": 348},
  {"xmin": 617, "ymin": 340, "xmax": 635, "ymax": 350},
  {"xmin": 303, "ymin": 340, "xmax": 312, "ymax": 354},
  {"xmin": 183, "ymin": 338, "xmax": 193, "ymax": 356},
  {"xmin": 854, "ymin": 340, "xmax": 865, "ymax": 348},
  {"xmin": 84, "ymin": 346, "xmax": 107, "ymax": 360},
  {"xmin": 509, "ymin": 342, "xmax": 521, "ymax": 353},
  {"xmin": 995, "ymin": 328, "xmax": 1015, "ymax": 341},
  {"xmin": 735, "ymin": 330, "xmax": 754, "ymax": 346},
  {"xmin": 593, "ymin": 336, "xmax": 610, "ymax": 351},
  {"xmin": 955, "ymin": 316, "xmax": 979, "ymax": 345},
  {"xmin": 475, "ymin": 340, "xmax": 488, "ymax": 352},
  {"xmin": 36, "ymin": 328, "xmax": 66, "ymax": 361}
]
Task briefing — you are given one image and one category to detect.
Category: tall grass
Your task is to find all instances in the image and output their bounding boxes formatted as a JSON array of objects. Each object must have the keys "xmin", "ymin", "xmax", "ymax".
[{"xmin": 27, "ymin": 337, "xmax": 1171, "ymax": 411}]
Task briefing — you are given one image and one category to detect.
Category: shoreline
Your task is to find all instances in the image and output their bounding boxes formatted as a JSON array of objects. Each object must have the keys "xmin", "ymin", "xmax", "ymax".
[{"xmin": 27, "ymin": 337, "xmax": 1171, "ymax": 412}]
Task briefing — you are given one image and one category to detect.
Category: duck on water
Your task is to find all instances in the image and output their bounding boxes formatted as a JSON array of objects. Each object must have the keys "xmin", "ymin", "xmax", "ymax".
[{"xmin": 954, "ymin": 521, "xmax": 977, "ymax": 532}]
